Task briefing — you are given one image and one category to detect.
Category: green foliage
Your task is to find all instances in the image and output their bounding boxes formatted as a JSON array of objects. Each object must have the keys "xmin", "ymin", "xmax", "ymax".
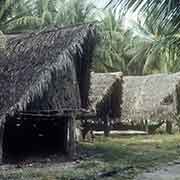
[
  {"xmin": 104, "ymin": 0, "xmax": 180, "ymax": 75},
  {"xmin": 127, "ymin": 17, "xmax": 180, "ymax": 74},
  {"xmin": 0, "ymin": 0, "xmax": 41, "ymax": 32},
  {"xmin": 55, "ymin": 0, "xmax": 96, "ymax": 25},
  {"xmin": 0, "ymin": 0, "xmax": 96, "ymax": 33},
  {"xmin": 0, "ymin": 31, "xmax": 6, "ymax": 49},
  {"xmin": 1, "ymin": 135, "xmax": 180, "ymax": 180},
  {"xmin": 107, "ymin": 0, "xmax": 180, "ymax": 35},
  {"xmin": 1, "ymin": 0, "xmax": 180, "ymax": 74},
  {"xmin": 93, "ymin": 10, "xmax": 132, "ymax": 74}
]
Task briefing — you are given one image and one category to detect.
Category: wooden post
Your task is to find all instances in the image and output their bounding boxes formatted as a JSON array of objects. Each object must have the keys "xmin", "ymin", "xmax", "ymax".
[
  {"xmin": 104, "ymin": 115, "xmax": 110, "ymax": 137},
  {"xmin": 64, "ymin": 120, "xmax": 68, "ymax": 154},
  {"xmin": 0, "ymin": 120, "xmax": 5, "ymax": 164},
  {"xmin": 166, "ymin": 120, "xmax": 172, "ymax": 134},
  {"xmin": 144, "ymin": 119, "xmax": 148, "ymax": 132},
  {"xmin": 67, "ymin": 113, "xmax": 76, "ymax": 159}
]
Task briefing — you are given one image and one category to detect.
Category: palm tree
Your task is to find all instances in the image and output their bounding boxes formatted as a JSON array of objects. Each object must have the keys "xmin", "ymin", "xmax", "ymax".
[
  {"xmin": 126, "ymin": 16, "xmax": 180, "ymax": 74},
  {"xmin": 0, "ymin": 31, "xmax": 6, "ymax": 49},
  {"xmin": 104, "ymin": 0, "xmax": 180, "ymax": 75},
  {"xmin": 0, "ymin": 0, "xmax": 96, "ymax": 33},
  {"xmin": 107, "ymin": 0, "xmax": 180, "ymax": 23},
  {"xmin": 93, "ymin": 10, "xmax": 132, "ymax": 73},
  {"xmin": 54, "ymin": 0, "xmax": 96, "ymax": 25},
  {"xmin": 0, "ymin": 0, "xmax": 42, "ymax": 32},
  {"xmin": 107, "ymin": 0, "xmax": 180, "ymax": 47}
]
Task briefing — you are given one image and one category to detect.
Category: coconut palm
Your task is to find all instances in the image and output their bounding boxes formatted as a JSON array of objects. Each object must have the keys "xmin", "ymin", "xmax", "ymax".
[
  {"xmin": 0, "ymin": 0, "xmax": 96, "ymax": 33},
  {"xmin": 0, "ymin": 0, "xmax": 42, "ymax": 32},
  {"xmin": 0, "ymin": 31, "xmax": 6, "ymax": 49},
  {"xmin": 127, "ymin": 16, "xmax": 180, "ymax": 75},
  {"xmin": 107, "ymin": 0, "xmax": 180, "ymax": 24},
  {"xmin": 107, "ymin": 0, "xmax": 180, "ymax": 47},
  {"xmin": 54, "ymin": 0, "xmax": 96, "ymax": 25},
  {"xmin": 93, "ymin": 10, "xmax": 132, "ymax": 73}
]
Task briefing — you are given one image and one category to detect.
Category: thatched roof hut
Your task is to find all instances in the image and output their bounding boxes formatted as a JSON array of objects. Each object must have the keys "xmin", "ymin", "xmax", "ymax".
[
  {"xmin": 0, "ymin": 24, "xmax": 96, "ymax": 162},
  {"xmin": 89, "ymin": 72, "xmax": 123, "ymax": 119},
  {"xmin": 121, "ymin": 73, "xmax": 180, "ymax": 124}
]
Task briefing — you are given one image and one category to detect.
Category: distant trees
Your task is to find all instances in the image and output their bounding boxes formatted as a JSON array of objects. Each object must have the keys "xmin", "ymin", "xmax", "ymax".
[
  {"xmin": 0, "ymin": 0, "xmax": 41, "ymax": 32},
  {"xmin": 126, "ymin": 17, "xmax": 180, "ymax": 74},
  {"xmin": 0, "ymin": 0, "xmax": 96, "ymax": 33},
  {"xmin": 1, "ymin": 0, "xmax": 180, "ymax": 74},
  {"xmin": 0, "ymin": 0, "xmax": 96, "ymax": 48},
  {"xmin": 106, "ymin": 0, "xmax": 180, "ymax": 74},
  {"xmin": 93, "ymin": 10, "xmax": 133, "ymax": 74}
]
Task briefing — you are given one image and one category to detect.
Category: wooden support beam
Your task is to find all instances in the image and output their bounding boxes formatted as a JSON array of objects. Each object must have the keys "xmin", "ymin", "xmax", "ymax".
[
  {"xmin": 68, "ymin": 113, "xmax": 76, "ymax": 159},
  {"xmin": 18, "ymin": 108, "xmax": 90, "ymax": 115},
  {"xmin": 104, "ymin": 115, "xmax": 110, "ymax": 137},
  {"xmin": 16, "ymin": 112, "xmax": 97, "ymax": 120},
  {"xmin": 166, "ymin": 120, "xmax": 172, "ymax": 134},
  {"xmin": 0, "ymin": 119, "xmax": 5, "ymax": 164}
]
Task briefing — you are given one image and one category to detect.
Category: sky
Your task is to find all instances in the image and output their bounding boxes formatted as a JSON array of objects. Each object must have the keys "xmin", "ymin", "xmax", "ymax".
[
  {"xmin": 92, "ymin": 0, "xmax": 140, "ymax": 29},
  {"xmin": 92, "ymin": 0, "xmax": 107, "ymax": 9}
]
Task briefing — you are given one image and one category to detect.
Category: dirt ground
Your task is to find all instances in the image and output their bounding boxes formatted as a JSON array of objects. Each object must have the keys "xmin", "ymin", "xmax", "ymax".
[
  {"xmin": 1, "ymin": 134, "xmax": 180, "ymax": 180},
  {"xmin": 135, "ymin": 162, "xmax": 180, "ymax": 180}
]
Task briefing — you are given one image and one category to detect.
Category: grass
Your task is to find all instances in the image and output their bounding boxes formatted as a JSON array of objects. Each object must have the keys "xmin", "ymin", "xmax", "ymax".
[{"xmin": 1, "ymin": 134, "xmax": 180, "ymax": 179}]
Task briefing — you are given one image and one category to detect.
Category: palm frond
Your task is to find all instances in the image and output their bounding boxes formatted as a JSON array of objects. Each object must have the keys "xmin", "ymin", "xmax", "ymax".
[
  {"xmin": 107, "ymin": 0, "xmax": 180, "ymax": 33},
  {"xmin": 0, "ymin": 31, "xmax": 6, "ymax": 49}
]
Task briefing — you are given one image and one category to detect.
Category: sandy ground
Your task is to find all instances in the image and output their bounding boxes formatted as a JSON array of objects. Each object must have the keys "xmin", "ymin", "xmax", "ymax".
[
  {"xmin": 135, "ymin": 162, "xmax": 180, "ymax": 180},
  {"xmin": 93, "ymin": 130, "xmax": 147, "ymax": 135}
]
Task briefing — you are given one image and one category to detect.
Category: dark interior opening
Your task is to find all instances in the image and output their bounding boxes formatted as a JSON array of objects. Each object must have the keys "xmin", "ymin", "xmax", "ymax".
[{"xmin": 2, "ymin": 116, "xmax": 67, "ymax": 162}]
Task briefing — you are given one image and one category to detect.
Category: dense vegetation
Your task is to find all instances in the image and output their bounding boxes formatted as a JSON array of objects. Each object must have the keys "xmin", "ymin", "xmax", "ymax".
[{"xmin": 1, "ymin": 0, "xmax": 180, "ymax": 75}]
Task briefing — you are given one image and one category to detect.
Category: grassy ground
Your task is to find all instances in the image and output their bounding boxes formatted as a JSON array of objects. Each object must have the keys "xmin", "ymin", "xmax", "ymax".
[{"xmin": 1, "ymin": 134, "xmax": 180, "ymax": 180}]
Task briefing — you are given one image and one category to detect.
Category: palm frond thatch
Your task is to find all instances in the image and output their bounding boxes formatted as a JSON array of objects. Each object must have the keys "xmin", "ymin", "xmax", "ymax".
[
  {"xmin": 89, "ymin": 72, "xmax": 123, "ymax": 118},
  {"xmin": 0, "ymin": 24, "xmax": 96, "ymax": 127},
  {"xmin": 121, "ymin": 72, "xmax": 180, "ymax": 123}
]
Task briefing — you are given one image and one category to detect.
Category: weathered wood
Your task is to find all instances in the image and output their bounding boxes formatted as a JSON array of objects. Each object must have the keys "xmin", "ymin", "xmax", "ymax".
[
  {"xmin": 18, "ymin": 108, "xmax": 90, "ymax": 115},
  {"xmin": 17, "ymin": 112, "xmax": 97, "ymax": 120},
  {"xmin": 144, "ymin": 119, "xmax": 148, "ymax": 132},
  {"xmin": 166, "ymin": 120, "xmax": 172, "ymax": 134},
  {"xmin": 64, "ymin": 120, "xmax": 68, "ymax": 154},
  {"xmin": 104, "ymin": 115, "xmax": 110, "ymax": 137},
  {"xmin": 66, "ymin": 119, "xmax": 70, "ymax": 154},
  {"xmin": 0, "ymin": 120, "xmax": 5, "ymax": 164},
  {"xmin": 68, "ymin": 113, "xmax": 76, "ymax": 159}
]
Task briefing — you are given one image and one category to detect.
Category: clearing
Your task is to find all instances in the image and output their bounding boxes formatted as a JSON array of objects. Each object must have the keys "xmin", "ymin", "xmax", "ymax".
[{"xmin": 1, "ymin": 134, "xmax": 180, "ymax": 180}]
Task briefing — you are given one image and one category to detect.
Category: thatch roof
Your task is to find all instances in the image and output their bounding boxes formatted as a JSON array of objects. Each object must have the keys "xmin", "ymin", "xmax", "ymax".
[
  {"xmin": 0, "ymin": 24, "xmax": 96, "ymax": 126},
  {"xmin": 89, "ymin": 72, "xmax": 123, "ymax": 118},
  {"xmin": 121, "ymin": 73, "xmax": 180, "ymax": 123}
]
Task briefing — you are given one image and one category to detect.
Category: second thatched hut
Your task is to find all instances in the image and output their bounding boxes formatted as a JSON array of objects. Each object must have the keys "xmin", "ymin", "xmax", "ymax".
[
  {"xmin": 121, "ymin": 73, "xmax": 180, "ymax": 133},
  {"xmin": 88, "ymin": 72, "xmax": 123, "ymax": 136}
]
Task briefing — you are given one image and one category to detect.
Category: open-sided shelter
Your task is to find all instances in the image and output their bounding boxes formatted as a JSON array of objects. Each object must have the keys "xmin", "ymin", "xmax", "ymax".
[{"xmin": 0, "ymin": 24, "xmax": 96, "ymax": 162}]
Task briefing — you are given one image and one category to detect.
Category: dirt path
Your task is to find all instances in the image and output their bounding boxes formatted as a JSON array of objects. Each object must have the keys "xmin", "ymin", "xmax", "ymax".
[{"xmin": 135, "ymin": 162, "xmax": 180, "ymax": 180}]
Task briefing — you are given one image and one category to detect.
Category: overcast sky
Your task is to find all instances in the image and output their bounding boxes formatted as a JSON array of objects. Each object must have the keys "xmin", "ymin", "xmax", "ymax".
[
  {"xmin": 92, "ymin": 0, "xmax": 107, "ymax": 8},
  {"xmin": 93, "ymin": 0, "xmax": 140, "ymax": 26}
]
